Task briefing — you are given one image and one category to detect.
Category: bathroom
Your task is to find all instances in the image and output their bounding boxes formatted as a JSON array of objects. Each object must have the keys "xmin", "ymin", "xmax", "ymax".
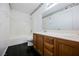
[{"xmin": 0, "ymin": 2, "xmax": 79, "ymax": 56}]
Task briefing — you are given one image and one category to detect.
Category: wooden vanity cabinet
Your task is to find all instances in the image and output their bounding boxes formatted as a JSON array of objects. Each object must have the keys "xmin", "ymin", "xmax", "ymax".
[
  {"xmin": 33, "ymin": 33, "xmax": 44, "ymax": 55},
  {"xmin": 54, "ymin": 38, "xmax": 79, "ymax": 56},
  {"xmin": 33, "ymin": 33, "xmax": 54, "ymax": 56},
  {"xmin": 43, "ymin": 36, "xmax": 54, "ymax": 56},
  {"xmin": 33, "ymin": 33, "xmax": 79, "ymax": 56},
  {"xmin": 36, "ymin": 34, "xmax": 44, "ymax": 55}
]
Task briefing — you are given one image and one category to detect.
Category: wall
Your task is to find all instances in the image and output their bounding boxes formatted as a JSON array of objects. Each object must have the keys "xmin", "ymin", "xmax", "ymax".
[
  {"xmin": 10, "ymin": 10, "xmax": 31, "ymax": 37},
  {"xmin": 43, "ymin": 5, "xmax": 79, "ymax": 31},
  {"xmin": 31, "ymin": 4, "xmax": 46, "ymax": 32},
  {"xmin": 9, "ymin": 10, "xmax": 32, "ymax": 46},
  {"xmin": 0, "ymin": 3, "xmax": 10, "ymax": 55}
]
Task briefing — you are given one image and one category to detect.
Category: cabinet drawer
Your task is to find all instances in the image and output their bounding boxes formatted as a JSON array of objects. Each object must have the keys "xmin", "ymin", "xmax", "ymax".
[
  {"xmin": 37, "ymin": 43, "xmax": 43, "ymax": 48},
  {"xmin": 44, "ymin": 42, "xmax": 54, "ymax": 52},
  {"xmin": 44, "ymin": 36, "xmax": 54, "ymax": 44},
  {"xmin": 44, "ymin": 48, "xmax": 53, "ymax": 56},
  {"xmin": 36, "ymin": 34, "xmax": 43, "ymax": 44}
]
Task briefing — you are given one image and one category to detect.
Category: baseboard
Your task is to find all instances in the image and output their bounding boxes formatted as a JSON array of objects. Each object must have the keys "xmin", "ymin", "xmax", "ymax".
[{"xmin": 2, "ymin": 47, "xmax": 8, "ymax": 56}]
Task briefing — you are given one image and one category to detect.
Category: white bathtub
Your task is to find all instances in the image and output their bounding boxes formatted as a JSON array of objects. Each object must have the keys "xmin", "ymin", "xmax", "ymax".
[{"xmin": 8, "ymin": 35, "xmax": 33, "ymax": 46}]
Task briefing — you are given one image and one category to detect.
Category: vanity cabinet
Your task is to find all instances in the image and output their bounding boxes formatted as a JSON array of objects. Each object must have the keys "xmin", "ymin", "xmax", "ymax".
[
  {"xmin": 36, "ymin": 34, "xmax": 44, "ymax": 55},
  {"xmin": 54, "ymin": 38, "xmax": 79, "ymax": 56},
  {"xmin": 33, "ymin": 33, "xmax": 55, "ymax": 56},
  {"xmin": 33, "ymin": 33, "xmax": 79, "ymax": 56},
  {"xmin": 43, "ymin": 36, "xmax": 54, "ymax": 56},
  {"xmin": 33, "ymin": 33, "xmax": 44, "ymax": 55}
]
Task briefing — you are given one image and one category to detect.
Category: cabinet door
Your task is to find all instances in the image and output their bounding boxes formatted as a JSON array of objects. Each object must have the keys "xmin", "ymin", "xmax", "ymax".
[
  {"xmin": 55, "ymin": 38, "xmax": 79, "ymax": 56},
  {"xmin": 36, "ymin": 34, "xmax": 44, "ymax": 55}
]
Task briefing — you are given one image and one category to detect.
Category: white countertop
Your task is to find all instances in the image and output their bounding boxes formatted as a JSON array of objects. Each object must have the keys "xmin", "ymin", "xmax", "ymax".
[{"xmin": 34, "ymin": 32, "xmax": 79, "ymax": 42}]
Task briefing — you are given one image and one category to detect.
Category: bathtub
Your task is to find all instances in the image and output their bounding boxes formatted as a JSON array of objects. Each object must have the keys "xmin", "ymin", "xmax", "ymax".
[{"xmin": 8, "ymin": 34, "xmax": 33, "ymax": 46}]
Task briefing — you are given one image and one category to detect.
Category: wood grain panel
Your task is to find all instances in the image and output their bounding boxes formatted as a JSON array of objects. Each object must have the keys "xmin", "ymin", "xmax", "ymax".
[
  {"xmin": 44, "ymin": 48, "xmax": 53, "ymax": 56},
  {"xmin": 55, "ymin": 38, "xmax": 79, "ymax": 56}
]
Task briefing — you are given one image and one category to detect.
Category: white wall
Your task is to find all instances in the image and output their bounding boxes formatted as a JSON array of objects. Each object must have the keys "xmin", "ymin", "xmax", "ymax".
[
  {"xmin": 9, "ymin": 10, "xmax": 32, "ymax": 46},
  {"xmin": 32, "ymin": 4, "xmax": 46, "ymax": 32},
  {"xmin": 43, "ymin": 5, "xmax": 79, "ymax": 31},
  {"xmin": 10, "ymin": 10, "xmax": 31, "ymax": 37},
  {"xmin": 0, "ymin": 3, "xmax": 10, "ymax": 55}
]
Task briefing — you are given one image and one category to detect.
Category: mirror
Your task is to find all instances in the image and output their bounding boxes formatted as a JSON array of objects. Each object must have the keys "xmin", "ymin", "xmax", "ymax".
[{"xmin": 42, "ymin": 3, "xmax": 79, "ymax": 31}]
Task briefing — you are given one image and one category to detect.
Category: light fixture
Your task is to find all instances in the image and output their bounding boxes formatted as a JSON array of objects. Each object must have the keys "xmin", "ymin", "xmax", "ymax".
[{"xmin": 46, "ymin": 3, "xmax": 58, "ymax": 11}]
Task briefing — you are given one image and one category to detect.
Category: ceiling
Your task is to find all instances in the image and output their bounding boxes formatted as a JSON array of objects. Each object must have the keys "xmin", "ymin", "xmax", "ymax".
[
  {"xmin": 43, "ymin": 3, "xmax": 72, "ymax": 17},
  {"xmin": 10, "ymin": 3, "xmax": 40, "ymax": 14},
  {"xmin": 10, "ymin": 3, "xmax": 73, "ymax": 16}
]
